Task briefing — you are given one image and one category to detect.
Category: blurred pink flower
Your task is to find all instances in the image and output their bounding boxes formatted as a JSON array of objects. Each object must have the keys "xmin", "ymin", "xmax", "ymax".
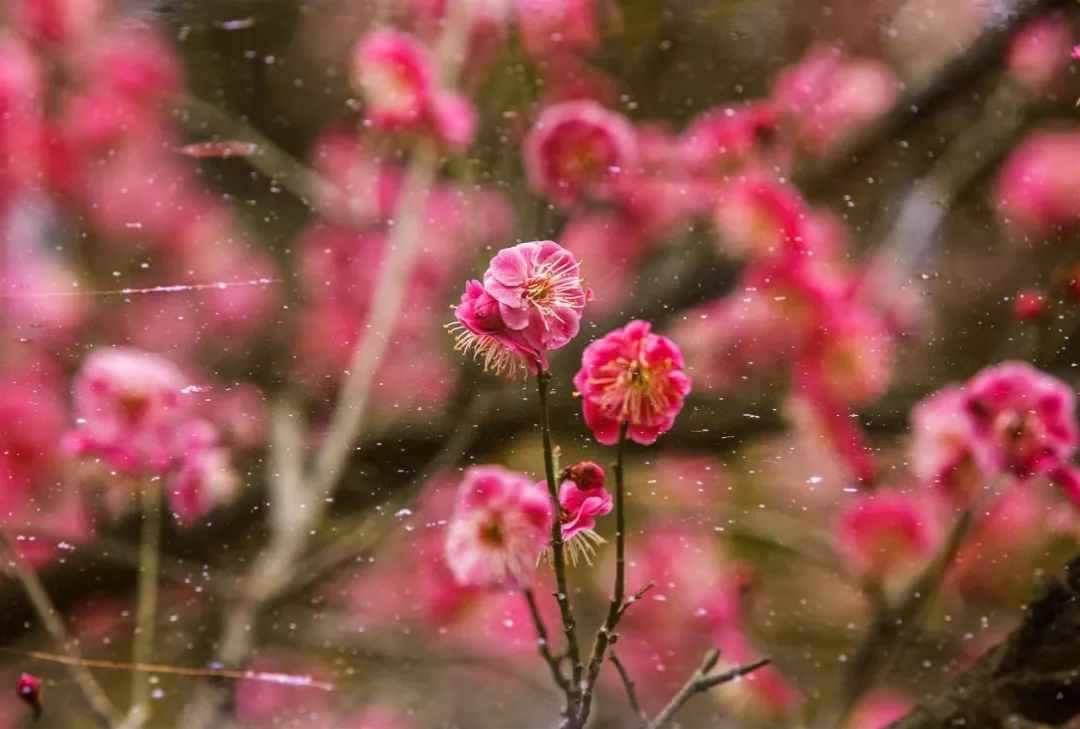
[
  {"xmin": 910, "ymin": 385, "xmax": 987, "ymax": 502},
  {"xmin": 964, "ymin": 361, "xmax": 1077, "ymax": 481},
  {"xmin": 67, "ymin": 347, "xmax": 190, "ymax": 474},
  {"xmin": 835, "ymin": 490, "xmax": 938, "ymax": 581},
  {"xmin": 169, "ymin": 440, "xmax": 238, "ymax": 527},
  {"xmin": 846, "ymin": 690, "xmax": 913, "ymax": 729},
  {"xmin": 712, "ymin": 176, "xmax": 810, "ymax": 260},
  {"xmin": 12, "ymin": 0, "xmax": 103, "ymax": 46},
  {"xmin": 772, "ymin": 45, "xmax": 897, "ymax": 154},
  {"xmin": 1007, "ymin": 13, "xmax": 1072, "ymax": 93},
  {"xmin": 352, "ymin": 29, "xmax": 435, "ymax": 130},
  {"xmin": 80, "ymin": 26, "xmax": 183, "ymax": 102},
  {"xmin": 516, "ymin": 0, "xmax": 597, "ymax": 59},
  {"xmin": 445, "ymin": 465, "xmax": 552, "ymax": 588},
  {"xmin": 1013, "ymin": 289, "xmax": 1049, "ymax": 321},
  {"xmin": 524, "ymin": 100, "xmax": 637, "ymax": 208},
  {"xmin": 234, "ymin": 655, "xmax": 332, "ymax": 724},
  {"xmin": 994, "ymin": 129, "xmax": 1080, "ymax": 233},
  {"xmin": 680, "ymin": 103, "xmax": 783, "ymax": 178},
  {"xmin": 559, "ymin": 212, "xmax": 644, "ymax": 315},
  {"xmin": 430, "ymin": 90, "xmax": 478, "ymax": 148},
  {"xmin": 574, "ymin": 320, "xmax": 691, "ymax": 445}
]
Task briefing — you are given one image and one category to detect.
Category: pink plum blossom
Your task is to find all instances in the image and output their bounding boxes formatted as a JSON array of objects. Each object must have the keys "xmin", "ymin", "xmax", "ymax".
[
  {"xmin": 12, "ymin": 0, "xmax": 104, "ymax": 46},
  {"xmin": 553, "ymin": 461, "xmax": 612, "ymax": 563},
  {"xmin": 1007, "ymin": 13, "xmax": 1072, "ymax": 93},
  {"xmin": 680, "ymin": 102, "xmax": 783, "ymax": 178},
  {"xmin": 515, "ymin": 0, "xmax": 597, "ymax": 60},
  {"xmin": 67, "ymin": 347, "xmax": 190, "ymax": 474},
  {"xmin": 772, "ymin": 45, "xmax": 898, "ymax": 154},
  {"xmin": 910, "ymin": 385, "xmax": 987, "ymax": 502},
  {"xmin": 574, "ymin": 320, "xmax": 692, "ymax": 445},
  {"xmin": 524, "ymin": 100, "xmax": 638, "ymax": 208},
  {"xmin": 994, "ymin": 129, "xmax": 1080, "ymax": 233},
  {"xmin": 963, "ymin": 361, "xmax": 1078, "ymax": 481},
  {"xmin": 448, "ymin": 241, "xmax": 589, "ymax": 377},
  {"xmin": 445, "ymin": 466, "xmax": 552, "ymax": 588},
  {"xmin": 351, "ymin": 29, "xmax": 435, "ymax": 130},
  {"xmin": 835, "ymin": 490, "xmax": 939, "ymax": 582},
  {"xmin": 846, "ymin": 691, "xmax": 914, "ymax": 729}
]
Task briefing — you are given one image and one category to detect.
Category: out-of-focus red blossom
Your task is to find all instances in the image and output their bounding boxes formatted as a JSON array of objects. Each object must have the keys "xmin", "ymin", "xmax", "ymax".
[
  {"xmin": 801, "ymin": 305, "xmax": 894, "ymax": 407},
  {"xmin": 448, "ymin": 240, "xmax": 589, "ymax": 378},
  {"xmin": 515, "ymin": 0, "xmax": 597, "ymax": 60},
  {"xmin": 1014, "ymin": 289, "xmax": 1049, "ymax": 321},
  {"xmin": 964, "ymin": 361, "xmax": 1078, "ymax": 483},
  {"xmin": 771, "ymin": 45, "xmax": 898, "ymax": 154},
  {"xmin": 351, "ymin": 29, "xmax": 477, "ymax": 148},
  {"xmin": 0, "ymin": 360, "xmax": 63, "ymax": 506},
  {"xmin": 611, "ymin": 123, "xmax": 697, "ymax": 235},
  {"xmin": 835, "ymin": 490, "xmax": 939, "ymax": 582},
  {"xmin": 574, "ymin": 320, "xmax": 692, "ymax": 446},
  {"xmin": 352, "ymin": 29, "xmax": 435, "ymax": 129},
  {"xmin": 712, "ymin": 176, "xmax": 813, "ymax": 260},
  {"xmin": 13, "ymin": 0, "xmax": 103, "ymax": 46},
  {"xmin": 538, "ymin": 56, "xmax": 620, "ymax": 107},
  {"xmin": 444, "ymin": 465, "xmax": 552, "ymax": 589},
  {"xmin": 649, "ymin": 453, "xmax": 727, "ymax": 508},
  {"xmin": 845, "ymin": 690, "xmax": 913, "ymax": 729},
  {"xmin": 80, "ymin": 26, "xmax": 182, "ymax": 102},
  {"xmin": 994, "ymin": 129, "xmax": 1080, "ymax": 234},
  {"xmin": 1007, "ymin": 13, "xmax": 1072, "ymax": 93},
  {"xmin": 911, "ymin": 385, "xmax": 987, "ymax": 502},
  {"xmin": 1072, "ymin": 44, "xmax": 1080, "ymax": 61},
  {"xmin": 67, "ymin": 347, "xmax": 191, "ymax": 474},
  {"xmin": 679, "ymin": 103, "xmax": 784, "ymax": 179},
  {"xmin": 560, "ymin": 212, "xmax": 644, "ymax": 315},
  {"xmin": 233, "ymin": 656, "xmax": 332, "ymax": 725},
  {"xmin": 66, "ymin": 348, "xmax": 238, "ymax": 524},
  {"xmin": 911, "ymin": 362, "xmax": 1080, "ymax": 508},
  {"xmin": 524, "ymin": 100, "xmax": 638, "ymax": 208},
  {"xmin": 0, "ymin": 35, "xmax": 48, "ymax": 200},
  {"xmin": 343, "ymin": 706, "xmax": 411, "ymax": 729}
]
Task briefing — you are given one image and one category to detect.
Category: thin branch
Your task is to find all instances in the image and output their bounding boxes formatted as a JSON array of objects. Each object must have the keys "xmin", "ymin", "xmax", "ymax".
[
  {"xmin": 535, "ymin": 369, "xmax": 582, "ymax": 720},
  {"xmin": 124, "ymin": 485, "xmax": 163, "ymax": 729},
  {"xmin": 577, "ymin": 421, "xmax": 631, "ymax": 725},
  {"xmin": 648, "ymin": 651, "xmax": 772, "ymax": 729},
  {"xmin": 523, "ymin": 588, "xmax": 570, "ymax": 694},
  {"xmin": 609, "ymin": 652, "xmax": 646, "ymax": 725},
  {"xmin": 0, "ymin": 528, "xmax": 119, "ymax": 727}
]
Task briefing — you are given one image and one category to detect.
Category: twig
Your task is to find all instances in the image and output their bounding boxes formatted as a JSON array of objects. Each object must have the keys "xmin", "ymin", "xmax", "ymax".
[
  {"xmin": 0, "ymin": 528, "xmax": 119, "ymax": 727},
  {"xmin": 535, "ymin": 369, "xmax": 583, "ymax": 721},
  {"xmin": 609, "ymin": 652, "xmax": 646, "ymax": 725},
  {"xmin": 577, "ymin": 421, "xmax": 631, "ymax": 725},
  {"xmin": 523, "ymin": 588, "xmax": 570, "ymax": 694},
  {"xmin": 648, "ymin": 651, "xmax": 772, "ymax": 729},
  {"xmin": 127, "ymin": 484, "xmax": 162, "ymax": 728}
]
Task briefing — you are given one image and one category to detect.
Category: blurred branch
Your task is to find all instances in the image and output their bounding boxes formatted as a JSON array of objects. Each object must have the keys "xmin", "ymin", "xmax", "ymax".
[
  {"xmin": 123, "ymin": 485, "xmax": 164, "ymax": 729},
  {"xmin": 888, "ymin": 553, "xmax": 1080, "ymax": 728},
  {"xmin": 0, "ymin": 528, "xmax": 120, "ymax": 727},
  {"xmin": 830, "ymin": 508, "xmax": 975, "ymax": 727},
  {"xmin": 523, "ymin": 588, "xmax": 571, "ymax": 695},
  {"xmin": 797, "ymin": 0, "xmax": 1070, "ymax": 189},
  {"xmin": 610, "ymin": 652, "xmax": 646, "ymax": 724},
  {"xmin": 646, "ymin": 650, "xmax": 772, "ymax": 729}
]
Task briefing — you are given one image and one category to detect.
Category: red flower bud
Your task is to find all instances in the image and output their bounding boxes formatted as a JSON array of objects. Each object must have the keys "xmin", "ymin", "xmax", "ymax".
[
  {"xmin": 561, "ymin": 461, "xmax": 605, "ymax": 491},
  {"xmin": 16, "ymin": 673, "xmax": 42, "ymax": 718}
]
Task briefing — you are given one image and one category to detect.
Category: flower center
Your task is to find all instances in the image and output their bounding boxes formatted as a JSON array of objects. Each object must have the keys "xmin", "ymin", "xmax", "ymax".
[{"xmin": 477, "ymin": 519, "xmax": 505, "ymax": 547}]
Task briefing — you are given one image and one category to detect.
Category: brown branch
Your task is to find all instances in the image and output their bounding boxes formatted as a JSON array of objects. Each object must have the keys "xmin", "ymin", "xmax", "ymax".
[
  {"xmin": 610, "ymin": 652, "xmax": 646, "ymax": 725},
  {"xmin": 647, "ymin": 650, "xmax": 772, "ymax": 729},
  {"xmin": 523, "ymin": 588, "xmax": 571, "ymax": 695},
  {"xmin": 888, "ymin": 553, "xmax": 1080, "ymax": 728}
]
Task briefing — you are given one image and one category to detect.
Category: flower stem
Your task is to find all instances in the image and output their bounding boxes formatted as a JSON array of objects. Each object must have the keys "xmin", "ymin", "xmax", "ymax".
[
  {"xmin": 536, "ymin": 369, "xmax": 583, "ymax": 717},
  {"xmin": 577, "ymin": 420, "xmax": 630, "ymax": 725},
  {"xmin": 129, "ymin": 483, "xmax": 163, "ymax": 725}
]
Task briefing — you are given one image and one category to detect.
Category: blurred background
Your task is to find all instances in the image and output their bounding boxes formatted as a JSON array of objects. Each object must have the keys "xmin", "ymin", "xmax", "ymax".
[{"xmin": 1, "ymin": 0, "xmax": 1080, "ymax": 727}]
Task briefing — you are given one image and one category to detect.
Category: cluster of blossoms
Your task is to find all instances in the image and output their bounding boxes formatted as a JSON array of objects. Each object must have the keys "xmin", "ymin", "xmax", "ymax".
[
  {"xmin": 831, "ymin": 360, "xmax": 1080, "ymax": 593},
  {"xmin": 65, "ymin": 347, "xmax": 239, "ymax": 525}
]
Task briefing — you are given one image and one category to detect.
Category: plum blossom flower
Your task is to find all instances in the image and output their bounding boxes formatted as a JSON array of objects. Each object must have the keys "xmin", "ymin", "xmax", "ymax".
[
  {"xmin": 1007, "ymin": 13, "xmax": 1072, "ymax": 93},
  {"xmin": 351, "ymin": 29, "xmax": 435, "ymax": 129},
  {"xmin": 445, "ymin": 466, "xmax": 552, "ymax": 588},
  {"xmin": 516, "ymin": 0, "xmax": 597, "ymax": 60},
  {"xmin": 994, "ymin": 130, "xmax": 1080, "ymax": 233},
  {"xmin": 67, "ymin": 347, "xmax": 190, "ymax": 474},
  {"xmin": 574, "ymin": 320, "xmax": 692, "ymax": 445},
  {"xmin": 447, "ymin": 241, "xmax": 589, "ymax": 377},
  {"xmin": 835, "ymin": 490, "xmax": 938, "ymax": 582},
  {"xmin": 524, "ymin": 100, "xmax": 638, "ymax": 208},
  {"xmin": 551, "ymin": 461, "xmax": 612, "ymax": 564},
  {"xmin": 963, "ymin": 361, "xmax": 1077, "ymax": 481},
  {"xmin": 911, "ymin": 385, "xmax": 987, "ymax": 502}
]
